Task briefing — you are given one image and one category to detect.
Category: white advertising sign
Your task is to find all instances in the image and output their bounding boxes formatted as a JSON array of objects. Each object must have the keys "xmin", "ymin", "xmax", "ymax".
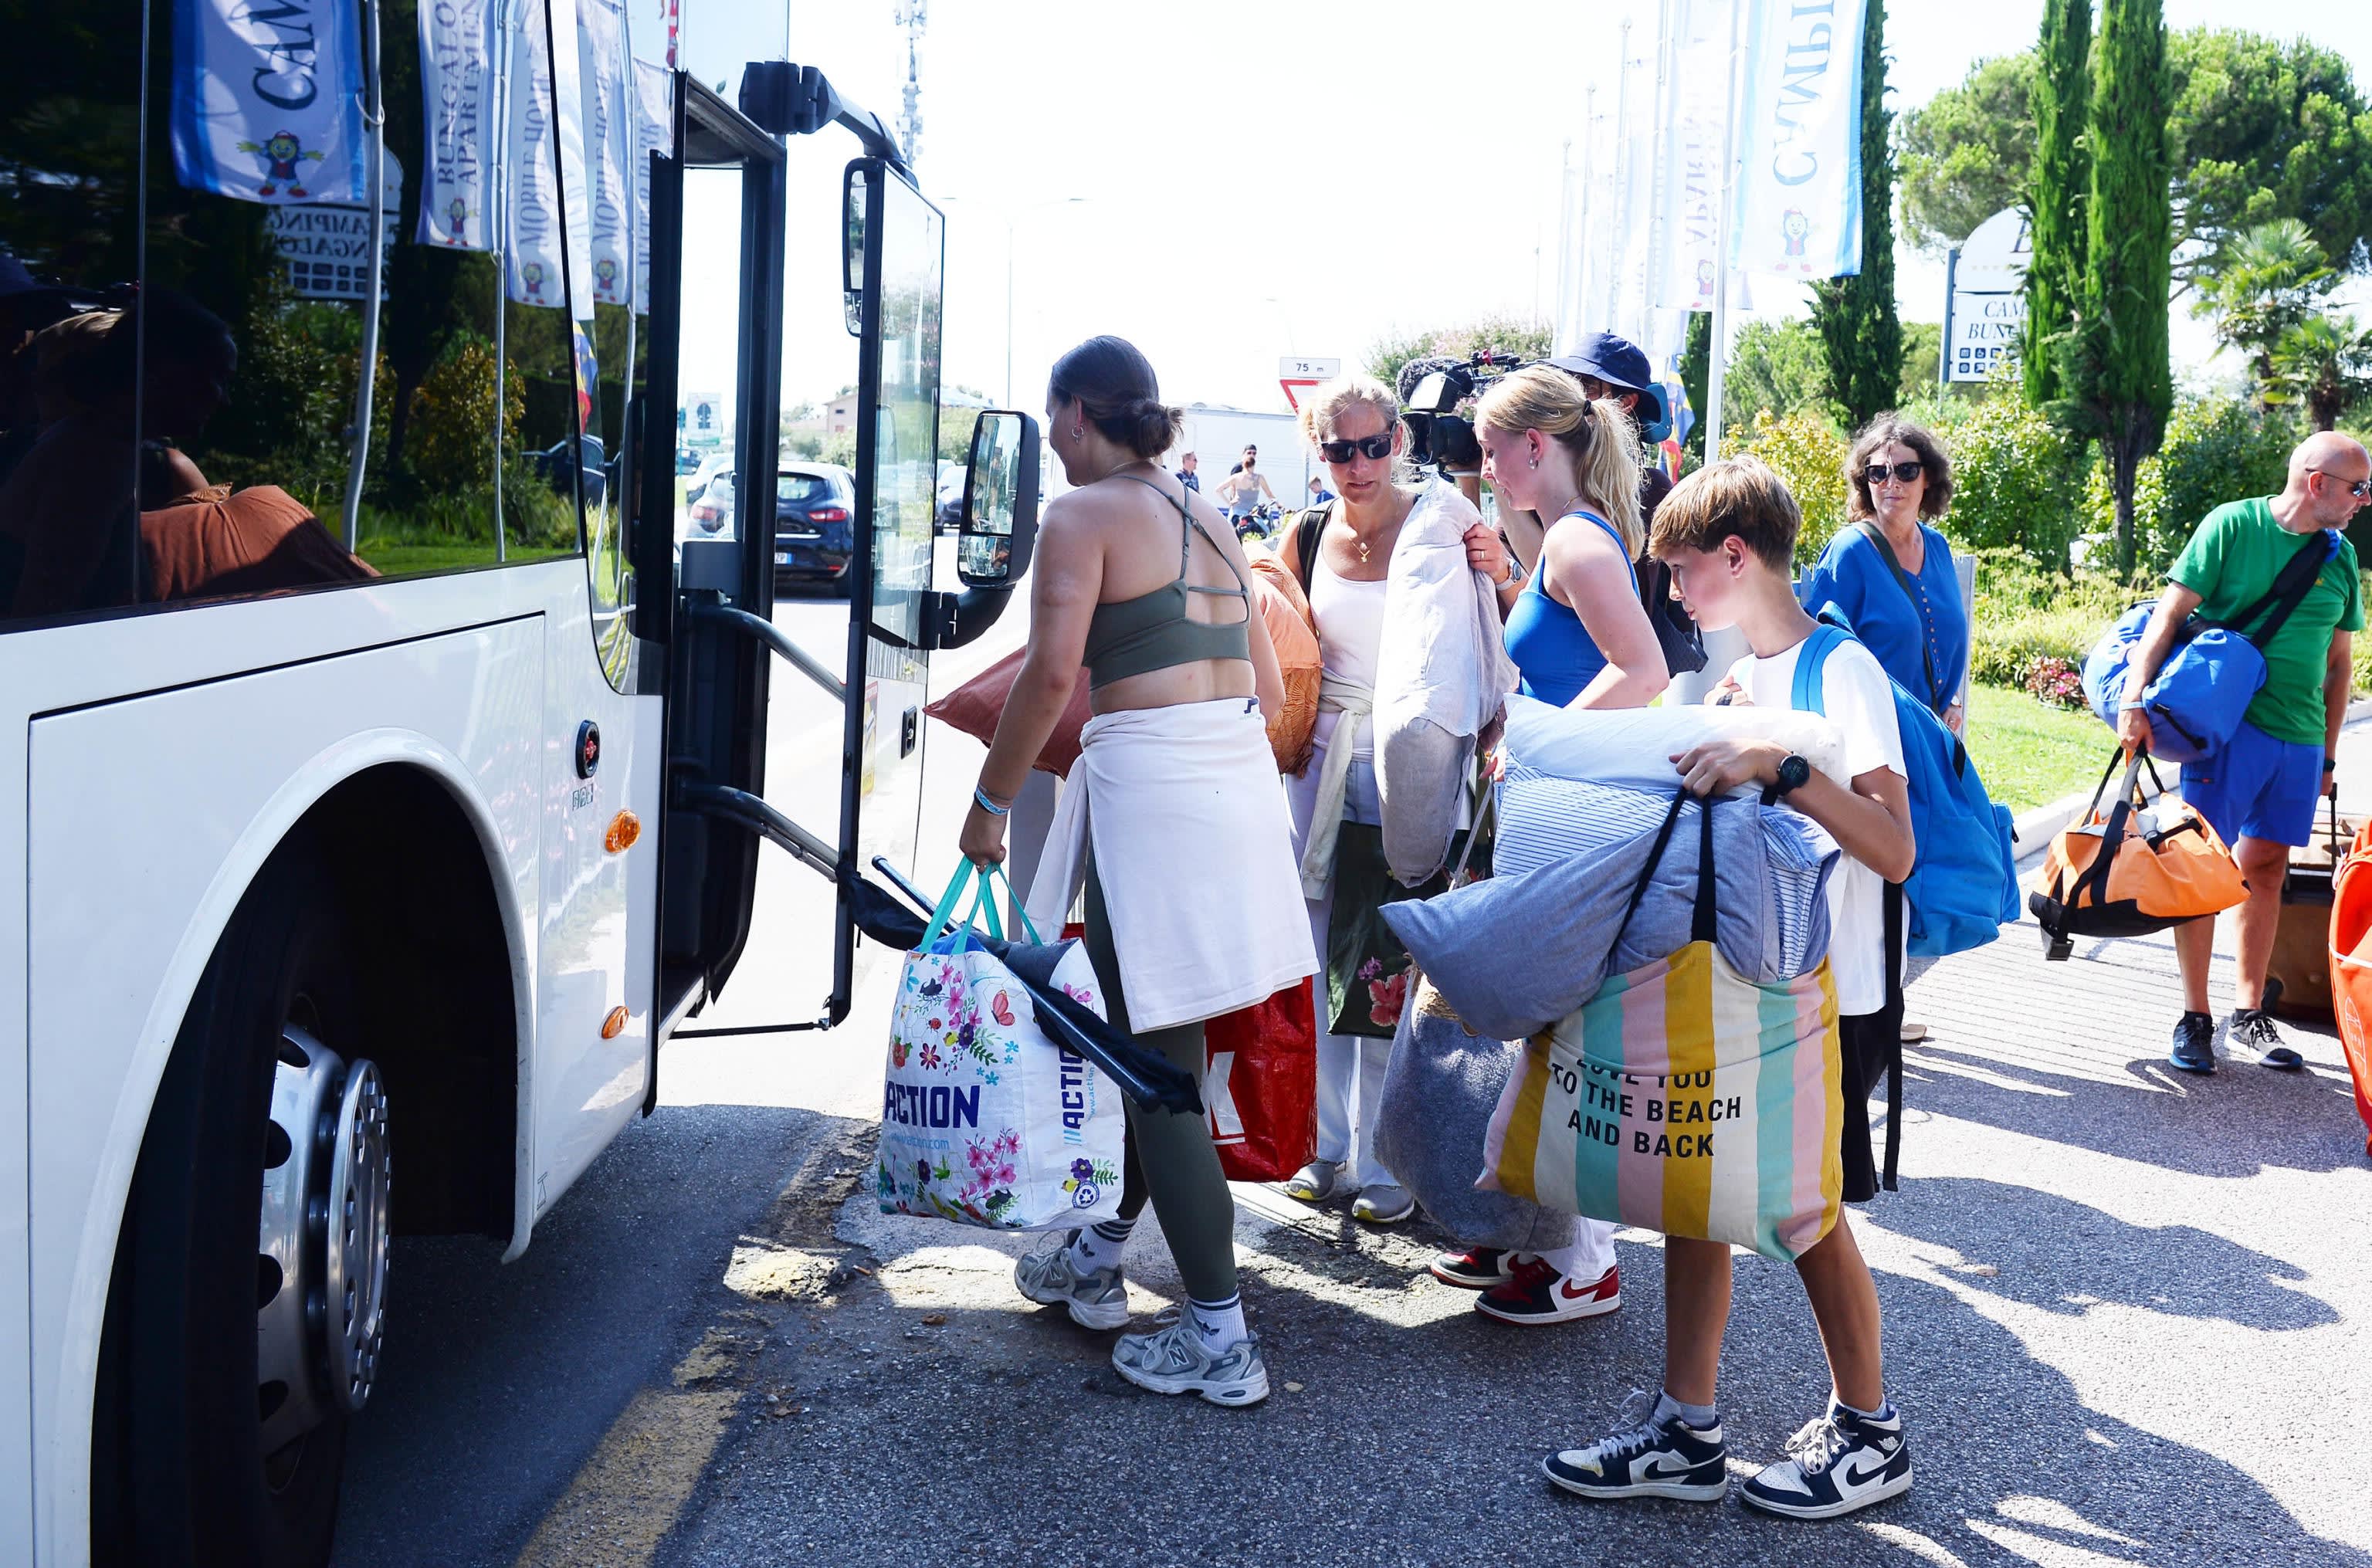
[
  {"xmin": 1655, "ymin": 0, "xmax": 1729, "ymax": 312},
  {"xmin": 505, "ymin": 0, "xmax": 567, "ymax": 306},
  {"xmin": 1947, "ymin": 208, "xmax": 2032, "ymax": 383},
  {"xmin": 268, "ymin": 154, "xmax": 405, "ymax": 300},
  {"xmin": 1731, "ymin": 0, "xmax": 1867, "ymax": 280},
  {"xmin": 579, "ymin": 0, "xmax": 633, "ymax": 306},
  {"xmin": 170, "ymin": 0, "xmax": 367, "ymax": 205},
  {"xmin": 415, "ymin": 0, "xmax": 498, "ymax": 249},
  {"xmin": 1279, "ymin": 356, "xmax": 1342, "ymax": 379}
]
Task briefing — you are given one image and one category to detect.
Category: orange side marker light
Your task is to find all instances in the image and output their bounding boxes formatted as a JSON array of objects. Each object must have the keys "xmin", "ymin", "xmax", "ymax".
[
  {"xmin": 605, "ymin": 810, "xmax": 642, "ymax": 853},
  {"xmin": 601, "ymin": 1006, "xmax": 629, "ymax": 1040}
]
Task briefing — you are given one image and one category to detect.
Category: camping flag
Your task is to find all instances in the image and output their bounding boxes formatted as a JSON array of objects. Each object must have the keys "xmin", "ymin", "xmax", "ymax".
[
  {"xmin": 505, "ymin": 0, "xmax": 568, "ymax": 306},
  {"xmin": 630, "ymin": 60, "xmax": 672, "ymax": 315},
  {"xmin": 416, "ymin": 0, "xmax": 499, "ymax": 248},
  {"xmin": 546, "ymin": 0, "xmax": 598, "ymax": 320},
  {"xmin": 171, "ymin": 0, "xmax": 367, "ymax": 205},
  {"xmin": 1730, "ymin": 0, "xmax": 1866, "ymax": 279},
  {"xmin": 1654, "ymin": 0, "xmax": 1730, "ymax": 312},
  {"xmin": 579, "ymin": 0, "xmax": 633, "ymax": 306}
]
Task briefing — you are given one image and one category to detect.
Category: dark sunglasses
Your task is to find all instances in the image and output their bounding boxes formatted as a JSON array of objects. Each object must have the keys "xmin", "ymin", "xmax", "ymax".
[
  {"xmin": 1319, "ymin": 433, "xmax": 1395, "ymax": 463},
  {"xmin": 2308, "ymin": 468, "xmax": 2372, "ymax": 499},
  {"xmin": 1863, "ymin": 461, "xmax": 1925, "ymax": 486}
]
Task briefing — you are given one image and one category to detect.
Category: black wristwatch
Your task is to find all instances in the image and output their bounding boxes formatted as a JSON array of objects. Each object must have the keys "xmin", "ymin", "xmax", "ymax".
[{"xmin": 1771, "ymin": 754, "xmax": 1812, "ymax": 799}]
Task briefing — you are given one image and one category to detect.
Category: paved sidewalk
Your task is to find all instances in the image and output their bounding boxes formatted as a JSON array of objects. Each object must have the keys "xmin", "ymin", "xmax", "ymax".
[{"xmin": 636, "ymin": 901, "xmax": 2371, "ymax": 1567}]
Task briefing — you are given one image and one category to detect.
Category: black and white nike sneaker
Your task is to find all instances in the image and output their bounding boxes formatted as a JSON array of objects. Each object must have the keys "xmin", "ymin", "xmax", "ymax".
[
  {"xmin": 1541, "ymin": 1390, "xmax": 1728, "ymax": 1503},
  {"xmin": 1740, "ymin": 1400, "xmax": 1913, "ymax": 1519}
]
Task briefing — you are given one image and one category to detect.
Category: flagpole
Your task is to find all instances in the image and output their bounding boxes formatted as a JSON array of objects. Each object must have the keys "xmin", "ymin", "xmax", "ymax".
[
  {"xmin": 1644, "ymin": 0, "xmax": 1675, "ymax": 347},
  {"xmin": 344, "ymin": 0, "xmax": 388, "ymax": 551},
  {"xmin": 1575, "ymin": 85, "xmax": 1594, "ymax": 342},
  {"xmin": 1702, "ymin": 0, "xmax": 1743, "ymax": 466}
]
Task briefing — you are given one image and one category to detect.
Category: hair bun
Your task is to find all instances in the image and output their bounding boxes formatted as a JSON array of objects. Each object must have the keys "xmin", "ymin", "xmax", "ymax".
[{"xmin": 1126, "ymin": 395, "xmax": 1184, "ymax": 460}]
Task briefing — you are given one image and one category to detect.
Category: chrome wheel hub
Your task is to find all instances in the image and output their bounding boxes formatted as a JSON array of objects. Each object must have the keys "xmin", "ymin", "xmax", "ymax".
[{"xmin": 258, "ymin": 1026, "xmax": 390, "ymax": 1456}]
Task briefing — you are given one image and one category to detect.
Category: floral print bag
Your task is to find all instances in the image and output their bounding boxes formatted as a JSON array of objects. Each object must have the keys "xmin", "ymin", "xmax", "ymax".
[{"xmin": 878, "ymin": 864, "xmax": 1126, "ymax": 1230}]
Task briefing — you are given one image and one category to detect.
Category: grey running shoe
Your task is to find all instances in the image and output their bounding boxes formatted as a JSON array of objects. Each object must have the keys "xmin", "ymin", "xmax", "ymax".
[
  {"xmin": 1283, "ymin": 1159, "xmax": 1347, "ymax": 1204},
  {"xmin": 2223, "ymin": 1007, "xmax": 2303, "ymax": 1070},
  {"xmin": 1013, "ymin": 1232, "xmax": 1130, "ymax": 1330},
  {"xmin": 1110, "ymin": 1319, "xmax": 1269, "ymax": 1407},
  {"xmin": 1352, "ymin": 1183, "xmax": 1416, "ymax": 1224}
]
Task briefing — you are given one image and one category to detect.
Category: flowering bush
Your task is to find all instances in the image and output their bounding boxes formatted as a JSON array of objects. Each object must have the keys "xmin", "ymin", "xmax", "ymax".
[{"xmin": 2021, "ymin": 654, "xmax": 2087, "ymax": 710}]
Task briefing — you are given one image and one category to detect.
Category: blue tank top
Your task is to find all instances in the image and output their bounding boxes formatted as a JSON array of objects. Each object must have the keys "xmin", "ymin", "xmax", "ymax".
[{"xmin": 1503, "ymin": 510, "xmax": 1634, "ymax": 707}]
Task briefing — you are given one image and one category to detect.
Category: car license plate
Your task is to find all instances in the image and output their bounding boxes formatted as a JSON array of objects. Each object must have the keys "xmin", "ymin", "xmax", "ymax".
[{"xmin": 774, "ymin": 551, "xmax": 790, "ymax": 565}]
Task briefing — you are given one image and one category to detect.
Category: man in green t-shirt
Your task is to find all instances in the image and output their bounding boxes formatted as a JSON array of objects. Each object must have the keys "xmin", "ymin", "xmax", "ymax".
[{"xmin": 2118, "ymin": 432, "xmax": 2370, "ymax": 1073}]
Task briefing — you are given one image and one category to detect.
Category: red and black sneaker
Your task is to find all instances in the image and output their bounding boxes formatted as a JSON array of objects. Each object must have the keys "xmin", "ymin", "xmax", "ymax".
[
  {"xmin": 1428, "ymin": 1246, "xmax": 1515, "ymax": 1289},
  {"xmin": 1475, "ymin": 1256, "xmax": 1621, "ymax": 1325}
]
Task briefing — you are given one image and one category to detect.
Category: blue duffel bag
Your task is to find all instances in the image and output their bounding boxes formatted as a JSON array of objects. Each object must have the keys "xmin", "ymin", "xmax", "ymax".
[{"xmin": 2081, "ymin": 530, "xmax": 2339, "ymax": 764}]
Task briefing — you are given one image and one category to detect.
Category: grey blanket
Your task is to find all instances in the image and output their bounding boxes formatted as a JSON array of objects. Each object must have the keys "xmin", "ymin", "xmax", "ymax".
[
  {"xmin": 1373, "ymin": 981, "xmax": 1577, "ymax": 1251},
  {"xmin": 1381, "ymin": 794, "xmax": 1835, "ymax": 1044}
]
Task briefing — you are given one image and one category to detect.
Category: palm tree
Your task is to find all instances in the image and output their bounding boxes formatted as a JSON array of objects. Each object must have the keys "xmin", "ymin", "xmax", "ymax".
[
  {"xmin": 2268, "ymin": 314, "xmax": 2372, "ymax": 432},
  {"xmin": 2195, "ymin": 219, "xmax": 2339, "ymax": 402}
]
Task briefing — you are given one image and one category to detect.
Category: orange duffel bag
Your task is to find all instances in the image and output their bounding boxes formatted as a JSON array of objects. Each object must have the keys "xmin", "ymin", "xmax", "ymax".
[
  {"xmin": 2326, "ymin": 818, "xmax": 2372, "ymax": 1159},
  {"xmin": 2030, "ymin": 749, "xmax": 2248, "ymax": 960}
]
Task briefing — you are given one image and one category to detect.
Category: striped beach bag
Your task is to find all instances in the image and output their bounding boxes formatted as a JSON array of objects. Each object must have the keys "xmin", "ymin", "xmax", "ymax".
[{"xmin": 1479, "ymin": 791, "xmax": 1845, "ymax": 1262}]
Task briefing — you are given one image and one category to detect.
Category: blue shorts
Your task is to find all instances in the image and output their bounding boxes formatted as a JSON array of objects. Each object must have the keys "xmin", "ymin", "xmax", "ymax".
[{"xmin": 2181, "ymin": 720, "xmax": 2325, "ymax": 847}]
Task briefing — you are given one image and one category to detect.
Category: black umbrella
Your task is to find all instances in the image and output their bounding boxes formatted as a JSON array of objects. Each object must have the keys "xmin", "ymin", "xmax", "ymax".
[{"xmin": 859, "ymin": 860, "xmax": 1203, "ymax": 1118}]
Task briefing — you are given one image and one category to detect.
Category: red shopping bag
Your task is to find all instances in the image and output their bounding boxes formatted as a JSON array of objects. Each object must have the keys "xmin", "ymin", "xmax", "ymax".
[{"xmin": 1203, "ymin": 981, "xmax": 1318, "ymax": 1182}]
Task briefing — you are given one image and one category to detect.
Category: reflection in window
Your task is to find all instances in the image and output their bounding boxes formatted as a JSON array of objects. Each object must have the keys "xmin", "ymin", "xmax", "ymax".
[{"xmin": 865, "ymin": 173, "xmax": 943, "ymax": 652}]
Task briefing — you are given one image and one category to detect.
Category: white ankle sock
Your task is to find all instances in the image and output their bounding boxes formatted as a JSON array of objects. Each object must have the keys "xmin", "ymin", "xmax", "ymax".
[
  {"xmin": 1186, "ymin": 1292, "xmax": 1247, "ymax": 1353},
  {"xmin": 1070, "ymin": 1218, "xmax": 1133, "ymax": 1269},
  {"xmin": 1654, "ymin": 1390, "xmax": 1718, "ymax": 1431}
]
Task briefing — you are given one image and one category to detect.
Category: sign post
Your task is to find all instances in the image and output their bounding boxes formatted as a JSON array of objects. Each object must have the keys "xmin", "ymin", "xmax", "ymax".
[
  {"xmin": 1943, "ymin": 208, "xmax": 2031, "ymax": 384},
  {"xmin": 1278, "ymin": 355, "xmax": 1341, "ymax": 411}
]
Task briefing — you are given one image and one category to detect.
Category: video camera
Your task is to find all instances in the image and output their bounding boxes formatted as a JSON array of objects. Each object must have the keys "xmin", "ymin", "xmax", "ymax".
[{"xmin": 1394, "ymin": 349, "xmax": 1531, "ymax": 474}]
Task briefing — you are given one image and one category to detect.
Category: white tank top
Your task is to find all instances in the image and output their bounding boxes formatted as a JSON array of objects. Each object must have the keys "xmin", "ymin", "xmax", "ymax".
[{"xmin": 1310, "ymin": 553, "xmax": 1388, "ymax": 760}]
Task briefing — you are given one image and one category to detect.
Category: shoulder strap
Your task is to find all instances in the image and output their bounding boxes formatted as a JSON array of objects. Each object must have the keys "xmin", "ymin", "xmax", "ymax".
[
  {"xmin": 1293, "ymin": 503, "xmax": 1331, "ymax": 587},
  {"xmin": 1852, "ymin": 522, "xmax": 1944, "ymax": 712},
  {"xmin": 1790, "ymin": 623, "xmax": 1850, "ymax": 716},
  {"xmin": 2229, "ymin": 528, "xmax": 2339, "ymax": 648}
]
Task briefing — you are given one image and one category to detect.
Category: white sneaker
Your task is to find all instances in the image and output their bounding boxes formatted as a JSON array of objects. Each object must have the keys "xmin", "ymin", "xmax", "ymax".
[
  {"xmin": 1111, "ymin": 1319, "xmax": 1269, "ymax": 1407},
  {"xmin": 1740, "ymin": 1401, "xmax": 1913, "ymax": 1519},
  {"xmin": 1352, "ymin": 1183, "xmax": 1416, "ymax": 1224},
  {"xmin": 1012, "ymin": 1232, "xmax": 1130, "ymax": 1330}
]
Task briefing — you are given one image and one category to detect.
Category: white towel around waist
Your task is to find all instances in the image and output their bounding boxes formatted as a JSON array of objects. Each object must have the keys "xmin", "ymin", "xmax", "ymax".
[{"xmin": 1025, "ymin": 697, "xmax": 1318, "ymax": 1031}]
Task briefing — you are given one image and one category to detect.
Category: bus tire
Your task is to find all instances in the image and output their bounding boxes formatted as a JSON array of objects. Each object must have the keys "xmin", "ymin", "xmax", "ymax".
[{"xmin": 92, "ymin": 842, "xmax": 368, "ymax": 1568}]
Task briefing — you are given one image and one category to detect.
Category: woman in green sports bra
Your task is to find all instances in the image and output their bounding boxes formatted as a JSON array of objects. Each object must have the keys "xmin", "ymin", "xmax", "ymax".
[{"xmin": 961, "ymin": 336, "xmax": 1315, "ymax": 1408}]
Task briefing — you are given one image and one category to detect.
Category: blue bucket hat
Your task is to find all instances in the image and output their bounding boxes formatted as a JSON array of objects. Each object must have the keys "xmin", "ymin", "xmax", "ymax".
[{"xmin": 1546, "ymin": 330, "xmax": 1667, "ymax": 431}]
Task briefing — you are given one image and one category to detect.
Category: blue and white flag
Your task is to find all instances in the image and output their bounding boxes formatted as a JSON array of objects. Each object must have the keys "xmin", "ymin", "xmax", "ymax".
[
  {"xmin": 1730, "ymin": 0, "xmax": 1866, "ymax": 280},
  {"xmin": 1654, "ymin": 0, "xmax": 1731, "ymax": 311},
  {"xmin": 171, "ymin": 0, "xmax": 366, "ymax": 205},
  {"xmin": 505, "ymin": 0, "xmax": 568, "ymax": 306},
  {"xmin": 417, "ymin": 0, "xmax": 499, "ymax": 248},
  {"xmin": 579, "ymin": 0, "xmax": 632, "ymax": 306},
  {"xmin": 630, "ymin": 59, "xmax": 672, "ymax": 315},
  {"xmin": 547, "ymin": 0, "xmax": 598, "ymax": 320}
]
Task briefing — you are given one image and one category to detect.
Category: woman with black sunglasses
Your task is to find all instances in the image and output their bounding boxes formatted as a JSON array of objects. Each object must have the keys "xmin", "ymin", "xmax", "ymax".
[
  {"xmin": 1798, "ymin": 416, "xmax": 1967, "ymax": 738},
  {"xmin": 1274, "ymin": 374, "xmax": 1511, "ymax": 1227}
]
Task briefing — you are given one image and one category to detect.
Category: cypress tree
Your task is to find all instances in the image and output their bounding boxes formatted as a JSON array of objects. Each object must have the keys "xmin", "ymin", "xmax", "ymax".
[
  {"xmin": 2062, "ymin": 0, "xmax": 2173, "ymax": 574},
  {"xmin": 1811, "ymin": 0, "xmax": 1903, "ymax": 430},
  {"xmin": 1679, "ymin": 310, "xmax": 1713, "ymax": 464},
  {"xmin": 2023, "ymin": 0, "xmax": 2092, "ymax": 406}
]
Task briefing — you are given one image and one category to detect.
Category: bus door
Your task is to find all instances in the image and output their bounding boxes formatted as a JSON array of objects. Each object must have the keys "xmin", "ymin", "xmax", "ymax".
[{"xmin": 840, "ymin": 157, "xmax": 943, "ymax": 960}]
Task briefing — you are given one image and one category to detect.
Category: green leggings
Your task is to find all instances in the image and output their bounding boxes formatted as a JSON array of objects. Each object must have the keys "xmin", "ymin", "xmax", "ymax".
[{"xmin": 1083, "ymin": 853, "xmax": 1239, "ymax": 1303}]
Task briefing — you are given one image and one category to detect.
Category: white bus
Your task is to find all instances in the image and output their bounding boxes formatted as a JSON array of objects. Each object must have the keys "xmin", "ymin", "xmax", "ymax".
[{"xmin": 0, "ymin": 15, "xmax": 1035, "ymax": 1566}]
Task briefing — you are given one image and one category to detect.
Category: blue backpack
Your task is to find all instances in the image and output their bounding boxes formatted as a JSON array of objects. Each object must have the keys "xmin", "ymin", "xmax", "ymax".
[{"xmin": 1791, "ymin": 617, "xmax": 2022, "ymax": 959}]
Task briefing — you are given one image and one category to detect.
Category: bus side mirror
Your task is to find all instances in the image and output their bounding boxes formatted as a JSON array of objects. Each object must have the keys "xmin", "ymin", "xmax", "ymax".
[
  {"xmin": 957, "ymin": 410, "xmax": 1039, "ymax": 588},
  {"xmin": 842, "ymin": 166, "xmax": 865, "ymax": 337}
]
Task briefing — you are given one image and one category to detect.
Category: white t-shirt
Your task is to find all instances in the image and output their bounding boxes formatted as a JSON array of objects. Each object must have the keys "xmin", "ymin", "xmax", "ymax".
[{"xmin": 1726, "ymin": 635, "xmax": 1907, "ymax": 1017}]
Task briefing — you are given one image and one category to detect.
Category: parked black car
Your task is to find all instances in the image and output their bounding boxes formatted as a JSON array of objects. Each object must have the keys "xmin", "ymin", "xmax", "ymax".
[{"xmin": 774, "ymin": 463, "xmax": 858, "ymax": 593}]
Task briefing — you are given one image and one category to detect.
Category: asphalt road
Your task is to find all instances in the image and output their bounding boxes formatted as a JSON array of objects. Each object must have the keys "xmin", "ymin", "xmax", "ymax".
[{"xmin": 334, "ymin": 591, "xmax": 2372, "ymax": 1568}]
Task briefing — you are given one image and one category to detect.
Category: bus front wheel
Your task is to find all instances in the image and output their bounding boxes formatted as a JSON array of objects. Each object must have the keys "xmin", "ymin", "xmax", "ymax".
[{"xmin": 92, "ymin": 845, "xmax": 391, "ymax": 1568}]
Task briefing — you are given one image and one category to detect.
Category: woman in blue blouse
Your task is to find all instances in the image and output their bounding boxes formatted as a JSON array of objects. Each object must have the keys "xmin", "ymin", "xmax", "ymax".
[{"xmin": 1798, "ymin": 418, "xmax": 1967, "ymax": 736}]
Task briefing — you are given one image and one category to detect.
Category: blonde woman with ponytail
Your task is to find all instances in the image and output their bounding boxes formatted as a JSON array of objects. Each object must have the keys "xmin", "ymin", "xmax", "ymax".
[{"xmin": 1428, "ymin": 364, "xmax": 1667, "ymax": 1326}]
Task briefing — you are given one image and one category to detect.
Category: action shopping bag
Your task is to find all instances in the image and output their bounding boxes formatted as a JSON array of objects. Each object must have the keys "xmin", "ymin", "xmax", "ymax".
[
  {"xmin": 878, "ymin": 864, "xmax": 1127, "ymax": 1230},
  {"xmin": 2028, "ymin": 748, "xmax": 2248, "ymax": 958},
  {"xmin": 1202, "ymin": 981, "xmax": 1318, "ymax": 1182},
  {"xmin": 2326, "ymin": 818, "xmax": 2372, "ymax": 1160},
  {"xmin": 1478, "ymin": 791, "xmax": 1845, "ymax": 1262}
]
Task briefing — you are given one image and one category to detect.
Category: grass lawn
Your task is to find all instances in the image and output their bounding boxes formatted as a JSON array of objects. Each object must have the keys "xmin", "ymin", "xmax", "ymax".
[
  {"xmin": 1963, "ymin": 682, "xmax": 2116, "ymax": 814},
  {"xmin": 355, "ymin": 542, "xmax": 576, "ymax": 576}
]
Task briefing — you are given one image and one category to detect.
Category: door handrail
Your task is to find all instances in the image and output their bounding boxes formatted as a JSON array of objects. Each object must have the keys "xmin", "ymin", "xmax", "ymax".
[{"xmin": 687, "ymin": 601, "xmax": 845, "ymax": 702}]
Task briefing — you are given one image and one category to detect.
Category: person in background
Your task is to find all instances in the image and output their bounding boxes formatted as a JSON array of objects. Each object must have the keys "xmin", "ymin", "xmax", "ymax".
[
  {"xmin": 1796, "ymin": 417, "xmax": 1968, "ymax": 1045},
  {"xmin": 1309, "ymin": 475, "xmax": 1335, "ymax": 506},
  {"xmin": 1216, "ymin": 443, "xmax": 1275, "ymax": 527},
  {"xmin": 2118, "ymin": 432, "xmax": 2367, "ymax": 1074},
  {"xmin": 1798, "ymin": 418, "xmax": 1967, "ymax": 737},
  {"xmin": 1538, "ymin": 455, "xmax": 1915, "ymax": 1521},
  {"xmin": 1278, "ymin": 373, "xmax": 1494, "ymax": 1226},
  {"xmin": 1175, "ymin": 449, "xmax": 1200, "ymax": 492},
  {"xmin": 967, "ymin": 335, "xmax": 1313, "ymax": 1407},
  {"xmin": 1545, "ymin": 330, "xmax": 1674, "ymax": 525},
  {"xmin": 1448, "ymin": 365, "xmax": 1665, "ymax": 1325}
]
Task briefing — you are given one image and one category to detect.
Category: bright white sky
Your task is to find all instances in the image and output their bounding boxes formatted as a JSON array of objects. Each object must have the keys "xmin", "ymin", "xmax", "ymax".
[{"xmin": 651, "ymin": 0, "xmax": 2372, "ymax": 420}]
